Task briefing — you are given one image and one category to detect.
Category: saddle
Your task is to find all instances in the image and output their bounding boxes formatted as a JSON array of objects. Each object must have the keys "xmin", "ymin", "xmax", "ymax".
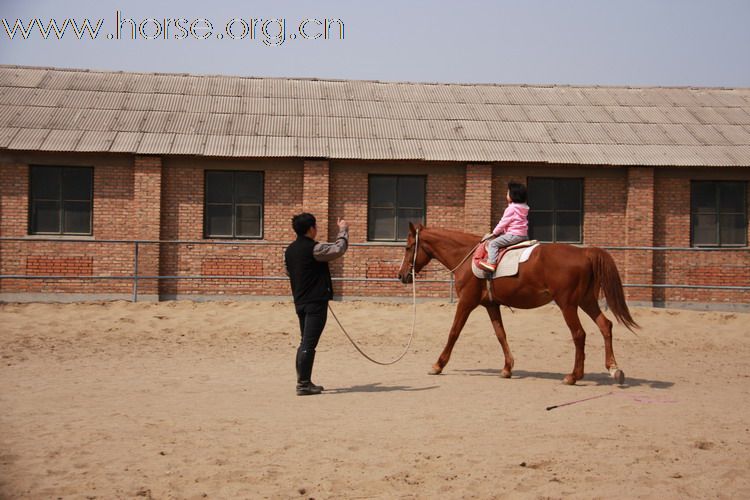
[{"xmin": 471, "ymin": 240, "xmax": 539, "ymax": 279}]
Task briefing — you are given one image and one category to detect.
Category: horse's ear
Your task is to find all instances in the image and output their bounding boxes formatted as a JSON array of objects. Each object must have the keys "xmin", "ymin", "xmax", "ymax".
[{"xmin": 408, "ymin": 222, "xmax": 416, "ymax": 234}]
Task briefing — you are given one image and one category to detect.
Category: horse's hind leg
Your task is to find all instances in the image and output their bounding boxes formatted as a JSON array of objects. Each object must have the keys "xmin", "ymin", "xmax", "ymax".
[
  {"xmin": 560, "ymin": 304, "xmax": 586, "ymax": 385},
  {"xmin": 429, "ymin": 298, "xmax": 477, "ymax": 375},
  {"xmin": 581, "ymin": 298, "xmax": 625, "ymax": 384},
  {"xmin": 486, "ymin": 305, "xmax": 514, "ymax": 378}
]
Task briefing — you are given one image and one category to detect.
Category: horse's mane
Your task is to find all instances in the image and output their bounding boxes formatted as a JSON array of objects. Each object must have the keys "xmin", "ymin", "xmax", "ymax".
[{"xmin": 420, "ymin": 226, "xmax": 481, "ymax": 246}]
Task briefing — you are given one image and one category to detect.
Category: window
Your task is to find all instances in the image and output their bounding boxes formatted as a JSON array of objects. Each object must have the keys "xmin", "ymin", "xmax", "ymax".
[
  {"xmin": 691, "ymin": 181, "xmax": 747, "ymax": 246},
  {"xmin": 527, "ymin": 177, "xmax": 583, "ymax": 243},
  {"xmin": 368, "ymin": 175, "xmax": 426, "ymax": 241},
  {"xmin": 29, "ymin": 166, "xmax": 92, "ymax": 235},
  {"xmin": 204, "ymin": 171, "xmax": 264, "ymax": 238}
]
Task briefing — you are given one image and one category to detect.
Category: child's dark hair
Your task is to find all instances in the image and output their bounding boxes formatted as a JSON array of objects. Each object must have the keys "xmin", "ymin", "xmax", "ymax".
[
  {"xmin": 291, "ymin": 212, "xmax": 316, "ymax": 236},
  {"xmin": 507, "ymin": 182, "xmax": 527, "ymax": 203}
]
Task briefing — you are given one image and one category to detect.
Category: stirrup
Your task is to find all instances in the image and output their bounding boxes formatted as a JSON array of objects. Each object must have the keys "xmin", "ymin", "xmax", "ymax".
[{"xmin": 478, "ymin": 261, "xmax": 496, "ymax": 272}]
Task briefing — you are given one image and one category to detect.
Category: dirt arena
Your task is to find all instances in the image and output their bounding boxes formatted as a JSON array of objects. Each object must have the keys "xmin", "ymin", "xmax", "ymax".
[{"xmin": 1, "ymin": 299, "xmax": 749, "ymax": 499}]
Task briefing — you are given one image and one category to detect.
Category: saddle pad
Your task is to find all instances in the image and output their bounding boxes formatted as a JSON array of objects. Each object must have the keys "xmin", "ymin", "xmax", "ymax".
[{"xmin": 471, "ymin": 242, "xmax": 539, "ymax": 279}]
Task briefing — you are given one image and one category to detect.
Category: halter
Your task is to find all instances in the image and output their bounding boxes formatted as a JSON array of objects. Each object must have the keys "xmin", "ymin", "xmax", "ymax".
[{"xmin": 399, "ymin": 228, "xmax": 420, "ymax": 280}]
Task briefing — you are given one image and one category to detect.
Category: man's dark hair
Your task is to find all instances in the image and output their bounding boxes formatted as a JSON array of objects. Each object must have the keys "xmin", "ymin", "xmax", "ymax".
[
  {"xmin": 292, "ymin": 212, "xmax": 316, "ymax": 236},
  {"xmin": 508, "ymin": 182, "xmax": 528, "ymax": 203}
]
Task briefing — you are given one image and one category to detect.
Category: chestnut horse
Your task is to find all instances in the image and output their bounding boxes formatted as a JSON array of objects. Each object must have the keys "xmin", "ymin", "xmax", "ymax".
[{"xmin": 397, "ymin": 223, "xmax": 638, "ymax": 385}]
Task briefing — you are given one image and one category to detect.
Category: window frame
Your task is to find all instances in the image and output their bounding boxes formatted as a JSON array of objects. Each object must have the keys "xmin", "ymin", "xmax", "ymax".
[
  {"xmin": 690, "ymin": 180, "xmax": 747, "ymax": 248},
  {"xmin": 526, "ymin": 176, "xmax": 584, "ymax": 244},
  {"xmin": 28, "ymin": 165, "xmax": 93, "ymax": 236},
  {"xmin": 203, "ymin": 170, "xmax": 264, "ymax": 240},
  {"xmin": 367, "ymin": 174, "xmax": 427, "ymax": 242}
]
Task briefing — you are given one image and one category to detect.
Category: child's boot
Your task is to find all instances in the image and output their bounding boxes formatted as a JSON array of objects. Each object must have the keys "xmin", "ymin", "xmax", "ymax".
[{"xmin": 478, "ymin": 260, "xmax": 496, "ymax": 272}]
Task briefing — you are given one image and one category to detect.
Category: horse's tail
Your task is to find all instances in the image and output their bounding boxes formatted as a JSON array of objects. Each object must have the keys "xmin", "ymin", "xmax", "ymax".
[{"xmin": 586, "ymin": 247, "xmax": 639, "ymax": 332}]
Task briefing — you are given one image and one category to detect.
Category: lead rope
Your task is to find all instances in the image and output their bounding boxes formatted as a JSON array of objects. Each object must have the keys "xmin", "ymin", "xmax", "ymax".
[
  {"xmin": 327, "ymin": 230, "xmax": 420, "ymax": 366},
  {"xmin": 449, "ymin": 242, "xmax": 481, "ymax": 273}
]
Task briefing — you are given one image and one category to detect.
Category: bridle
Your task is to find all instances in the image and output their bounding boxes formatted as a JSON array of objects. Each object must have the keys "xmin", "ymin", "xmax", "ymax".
[{"xmin": 399, "ymin": 228, "xmax": 421, "ymax": 281}]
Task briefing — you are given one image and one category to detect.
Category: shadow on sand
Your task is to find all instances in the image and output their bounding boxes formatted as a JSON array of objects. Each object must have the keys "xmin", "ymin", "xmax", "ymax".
[
  {"xmin": 325, "ymin": 383, "xmax": 440, "ymax": 394},
  {"xmin": 453, "ymin": 368, "xmax": 673, "ymax": 389}
]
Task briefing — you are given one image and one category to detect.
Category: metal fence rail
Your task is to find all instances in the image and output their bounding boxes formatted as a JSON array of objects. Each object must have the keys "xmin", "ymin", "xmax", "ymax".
[{"xmin": 1, "ymin": 237, "xmax": 748, "ymax": 302}]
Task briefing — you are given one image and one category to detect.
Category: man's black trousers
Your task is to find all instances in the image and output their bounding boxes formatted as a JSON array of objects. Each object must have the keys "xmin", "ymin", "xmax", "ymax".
[{"xmin": 295, "ymin": 300, "xmax": 328, "ymax": 383}]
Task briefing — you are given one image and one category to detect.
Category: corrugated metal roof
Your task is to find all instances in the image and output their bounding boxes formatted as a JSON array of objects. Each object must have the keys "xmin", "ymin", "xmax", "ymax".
[
  {"xmin": 137, "ymin": 132, "xmax": 175, "ymax": 154},
  {"xmin": 715, "ymin": 107, "xmax": 750, "ymax": 125},
  {"xmin": 600, "ymin": 123, "xmax": 641, "ymax": 145},
  {"xmin": 7, "ymin": 106, "xmax": 54, "ymax": 128},
  {"xmin": 683, "ymin": 124, "xmax": 732, "ymax": 146},
  {"xmin": 170, "ymin": 134, "xmax": 206, "ymax": 155},
  {"xmin": 234, "ymin": 135, "xmax": 266, "ymax": 156},
  {"xmin": 295, "ymin": 137, "xmax": 327, "ymax": 158},
  {"xmin": 8, "ymin": 128, "xmax": 50, "ymax": 150},
  {"xmin": 0, "ymin": 67, "xmax": 47, "ymax": 87},
  {"xmin": 0, "ymin": 127, "xmax": 19, "ymax": 148},
  {"xmin": 545, "ymin": 122, "xmax": 584, "ymax": 144},
  {"xmin": 203, "ymin": 135, "xmax": 234, "ymax": 156},
  {"xmin": 265, "ymin": 136, "xmax": 297, "ymax": 157},
  {"xmin": 0, "ymin": 65, "xmax": 748, "ymax": 166},
  {"xmin": 713, "ymin": 124, "xmax": 750, "ymax": 145},
  {"xmin": 659, "ymin": 124, "xmax": 702, "ymax": 146},
  {"xmin": 76, "ymin": 131, "xmax": 116, "ymax": 152},
  {"xmin": 110, "ymin": 131, "xmax": 142, "ymax": 152},
  {"xmin": 39, "ymin": 129, "xmax": 83, "ymax": 151},
  {"xmin": 629, "ymin": 124, "xmax": 675, "ymax": 146}
]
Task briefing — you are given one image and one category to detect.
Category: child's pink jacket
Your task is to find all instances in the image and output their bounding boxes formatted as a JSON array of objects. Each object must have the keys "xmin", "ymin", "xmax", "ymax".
[{"xmin": 493, "ymin": 203, "xmax": 529, "ymax": 236}]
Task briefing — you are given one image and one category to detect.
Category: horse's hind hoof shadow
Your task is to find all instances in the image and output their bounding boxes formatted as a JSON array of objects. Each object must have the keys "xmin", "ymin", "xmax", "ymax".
[{"xmin": 453, "ymin": 368, "xmax": 673, "ymax": 389}]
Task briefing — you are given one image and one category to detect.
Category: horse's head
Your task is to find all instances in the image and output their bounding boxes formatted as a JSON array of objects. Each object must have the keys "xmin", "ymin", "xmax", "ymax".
[{"xmin": 397, "ymin": 222, "xmax": 432, "ymax": 284}]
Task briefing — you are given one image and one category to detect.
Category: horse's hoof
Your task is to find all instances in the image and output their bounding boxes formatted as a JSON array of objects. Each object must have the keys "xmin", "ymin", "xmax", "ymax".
[
  {"xmin": 562, "ymin": 375, "xmax": 577, "ymax": 385},
  {"xmin": 428, "ymin": 366, "xmax": 443, "ymax": 375},
  {"xmin": 612, "ymin": 369, "xmax": 625, "ymax": 385},
  {"xmin": 500, "ymin": 369, "xmax": 512, "ymax": 379}
]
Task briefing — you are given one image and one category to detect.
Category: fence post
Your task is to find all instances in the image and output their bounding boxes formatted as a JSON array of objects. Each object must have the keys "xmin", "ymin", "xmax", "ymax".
[
  {"xmin": 449, "ymin": 273, "xmax": 454, "ymax": 303},
  {"xmin": 132, "ymin": 241, "xmax": 139, "ymax": 303}
]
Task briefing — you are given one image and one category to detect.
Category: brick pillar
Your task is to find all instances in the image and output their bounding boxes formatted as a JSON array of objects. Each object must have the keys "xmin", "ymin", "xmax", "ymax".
[
  {"xmin": 133, "ymin": 155, "xmax": 162, "ymax": 299},
  {"xmin": 302, "ymin": 159, "xmax": 330, "ymax": 241},
  {"xmin": 624, "ymin": 166, "xmax": 655, "ymax": 304},
  {"xmin": 0, "ymin": 163, "xmax": 28, "ymax": 294},
  {"xmin": 463, "ymin": 164, "xmax": 493, "ymax": 234}
]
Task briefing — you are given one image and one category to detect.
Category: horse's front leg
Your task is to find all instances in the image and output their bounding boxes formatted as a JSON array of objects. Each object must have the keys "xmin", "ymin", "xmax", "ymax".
[
  {"xmin": 429, "ymin": 298, "xmax": 478, "ymax": 375},
  {"xmin": 486, "ymin": 305, "xmax": 514, "ymax": 378}
]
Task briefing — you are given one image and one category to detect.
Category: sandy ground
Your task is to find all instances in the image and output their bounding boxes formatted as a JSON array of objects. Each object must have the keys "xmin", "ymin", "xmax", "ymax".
[{"xmin": 1, "ymin": 299, "xmax": 749, "ymax": 499}]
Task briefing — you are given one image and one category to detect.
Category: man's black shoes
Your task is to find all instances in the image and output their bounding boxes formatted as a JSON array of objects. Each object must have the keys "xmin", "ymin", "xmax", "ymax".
[{"xmin": 296, "ymin": 381, "xmax": 324, "ymax": 396}]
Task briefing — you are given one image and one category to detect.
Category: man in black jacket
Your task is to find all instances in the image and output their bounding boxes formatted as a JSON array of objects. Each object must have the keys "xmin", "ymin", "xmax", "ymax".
[{"xmin": 285, "ymin": 213, "xmax": 349, "ymax": 396}]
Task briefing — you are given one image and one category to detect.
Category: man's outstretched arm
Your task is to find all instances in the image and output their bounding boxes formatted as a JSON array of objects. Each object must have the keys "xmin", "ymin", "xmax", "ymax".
[{"xmin": 313, "ymin": 219, "xmax": 349, "ymax": 262}]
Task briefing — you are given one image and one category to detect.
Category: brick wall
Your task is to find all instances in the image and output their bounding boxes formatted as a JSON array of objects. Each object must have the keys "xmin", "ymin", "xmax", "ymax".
[
  {"xmin": 625, "ymin": 167, "xmax": 655, "ymax": 302},
  {"xmin": 463, "ymin": 164, "xmax": 492, "ymax": 234},
  {"xmin": 1, "ymin": 154, "xmax": 748, "ymax": 306},
  {"xmin": 1, "ymin": 153, "xmax": 138, "ymax": 295},
  {"xmin": 326, "ymin": 161, "xmax": 464, "ymax": 299},
  {"xmin": 132, "ymin": 156, "xmax": 162, "ymax": 295},
  {"xmin": 653, "ymin": 168, "xmax": 750, "ymax": 305},
  {"xmin": 303, "ymin": 160, "xmax": 330, "ymax": 241},
  {"xmin": 0, "ymin": 162, "xmax": 28, "ymax": 293},
  {"xmin": 158, "ymin": 156, "xmax": 303, "ymax": 297}
]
